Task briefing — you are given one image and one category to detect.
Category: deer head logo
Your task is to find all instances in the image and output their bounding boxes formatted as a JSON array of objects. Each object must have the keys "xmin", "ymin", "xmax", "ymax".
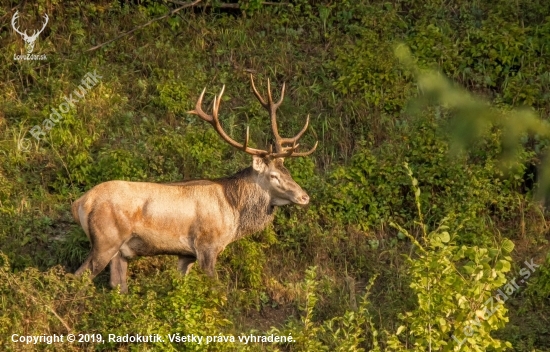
[{"xmin": 11, "ymin": 11, "xmax": 49, "ymax": 54}]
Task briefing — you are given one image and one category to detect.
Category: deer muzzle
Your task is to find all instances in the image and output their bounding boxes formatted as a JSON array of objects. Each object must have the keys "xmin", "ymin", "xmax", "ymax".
[{"xmin": 294, "ymin": 193, "xmax": 310, "ymax": 205}]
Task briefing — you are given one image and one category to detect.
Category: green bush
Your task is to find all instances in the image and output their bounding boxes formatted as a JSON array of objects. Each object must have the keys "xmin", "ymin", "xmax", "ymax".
[{"xmin": 386, "ymin": 165, "xmax": 513, "ymax": 351}]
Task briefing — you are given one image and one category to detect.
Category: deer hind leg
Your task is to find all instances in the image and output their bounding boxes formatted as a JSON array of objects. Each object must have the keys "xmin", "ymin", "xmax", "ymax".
[
  {"xmin": 75, "ymin": 246, "xmax": 120, "ymax": 279},
  {"xmin": 177, "ymin": 255, "xmax": 196, "ymax": 275},
  {"xmin": 86, "ymin": 246, "xmax": 121, "ymax": 278},
  {"xmin": 77, "ymin": 206, "xmax": 130, "ymax": 280},
  {"xmin": 109, "ymin": 252, "xmax": 129, "ymax": 293}
]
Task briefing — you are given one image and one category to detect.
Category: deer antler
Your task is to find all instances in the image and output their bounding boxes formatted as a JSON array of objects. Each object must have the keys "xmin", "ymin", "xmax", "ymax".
[
  {"xmin": 189, "ymin": 78, "xmax": 317, "ymax": 159},
  {"xmin": 188, "ymin": 86, "xmax": 271, "ymax": 156},
  {"xmin": 11, "ymin": 11, "xmax": 27, "ymax": 38},
  {"xmin": 11, "ymin": 11, "xmax": 49, "ymax": 54},
  {"xmin": 250, "ymin": 75, "xmax": 318, "ymax": 157},
  {"xmin": 31, "ymin": 13, "xmax": 49, "ymax": 40},
  {"xmin": 11, "ymin": 11, "xmax": 48, "ymax": 39}
]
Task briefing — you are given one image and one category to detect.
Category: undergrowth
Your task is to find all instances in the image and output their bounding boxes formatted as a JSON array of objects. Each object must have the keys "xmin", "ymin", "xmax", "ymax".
[{"xmin": 1, "ymin": 0, "xmax": 550, "ymax": 350}]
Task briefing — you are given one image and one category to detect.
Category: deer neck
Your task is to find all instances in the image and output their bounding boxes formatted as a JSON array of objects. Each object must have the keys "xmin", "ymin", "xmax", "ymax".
[{"xmin": 220, "ymin": 167, "xmax": 275, "ymax": 239}]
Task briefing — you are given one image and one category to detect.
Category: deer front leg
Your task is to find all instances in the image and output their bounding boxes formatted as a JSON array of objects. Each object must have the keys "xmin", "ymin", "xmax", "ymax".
[
  {"xmin": 177, "ymin": 255, "xmax": 196, "ymax": 275},
  {"xmin": 196, "ymin": 247, "xmax": 223, "ymax": 279}
]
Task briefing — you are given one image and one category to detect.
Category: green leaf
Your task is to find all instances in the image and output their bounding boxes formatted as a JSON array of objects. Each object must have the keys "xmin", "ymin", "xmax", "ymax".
[
  {"xmin": 439, "ymin": 231, "xmax": 450, "ymax": 243},
  {"xmin": 475, "ymin": 270, "xmax": 484, "ymax": 280},
  {"xmin": 496, "ymin": 260, "xmax": 511, "ymax": 273},
  {"xmin": 501, "ymin": 239, "xmax": 515, "ymax": 254},
  {"xmin": 396, "ymin": 325, "xmax": 406, "ymax": 335}
]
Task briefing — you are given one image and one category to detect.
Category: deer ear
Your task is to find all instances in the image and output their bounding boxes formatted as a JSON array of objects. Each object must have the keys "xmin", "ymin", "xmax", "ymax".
[{"xmin": 252, "ymin": 155, "xmax": 266, "ymax": 172}]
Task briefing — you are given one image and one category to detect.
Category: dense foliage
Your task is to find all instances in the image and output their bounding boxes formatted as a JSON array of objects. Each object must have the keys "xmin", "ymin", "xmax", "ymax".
[{"xmin": 1, "ymin": 0, "xmax": 550, "ymax": 350}]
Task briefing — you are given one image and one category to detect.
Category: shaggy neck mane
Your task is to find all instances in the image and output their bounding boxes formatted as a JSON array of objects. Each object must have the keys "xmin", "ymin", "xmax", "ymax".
[{"xmin": 215, "ymin": 167, "xmax": 275, "ymax": 239}]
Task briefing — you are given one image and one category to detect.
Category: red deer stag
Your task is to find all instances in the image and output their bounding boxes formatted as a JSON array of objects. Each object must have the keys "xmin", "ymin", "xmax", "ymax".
[{"xmin": 72, "ymin": 76, "xmax": 317, "ymax": 293}]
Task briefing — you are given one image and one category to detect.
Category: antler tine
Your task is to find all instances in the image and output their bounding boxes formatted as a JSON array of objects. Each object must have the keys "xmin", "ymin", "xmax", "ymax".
[
  {"xmin": 250, "ymin": 75, "xmax": 267, "ymax": 108},
  {"xmin": 287, "ymin": 141, "xmax": 318, "ymax": 157},
  {"xmin": 266, "ymin": 78, "xmax": 282, "ymax": 107},
  {"xmin": 267, "ymin": 78, "xmax": 272, "ymax": 104},
  {"xmin": 278, "ymin": 114, "xmax": 310, "ymax": 146},
  {"xmin": 188, "ymin": 86, "xmax": 269, "ymax": 157},
  {"xmin": 212, "ymin": 85, "xmax": 225, "ymax": 118},
  {"xmin": 245, "ymin": 127, "xmax": 249, "ymax": 150},
  {"xmin": 189, "ymin": 87, "xmax": 212, "ymax": 122},
  {"xmin": 37, "ymin": 13, "xmax": 49, "ymax": 34},
  {"xmin": 276, "ymin": 82, "xmax": 285, "ymax": 108},
  {"xmin": 268, "ymin": 81, "xmax": 288, "ymax": 153}
]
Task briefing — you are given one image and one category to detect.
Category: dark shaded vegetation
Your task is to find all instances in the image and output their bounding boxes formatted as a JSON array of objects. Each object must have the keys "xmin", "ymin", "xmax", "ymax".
[{"xmin": 1, "ymin": 0, "xmax": 550, "ymax": 350}]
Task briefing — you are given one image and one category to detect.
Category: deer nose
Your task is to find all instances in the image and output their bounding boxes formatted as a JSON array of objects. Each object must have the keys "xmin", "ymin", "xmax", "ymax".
[{"xmin": 300, "ymin": 194, "xmax": 310, "ymax": 204}]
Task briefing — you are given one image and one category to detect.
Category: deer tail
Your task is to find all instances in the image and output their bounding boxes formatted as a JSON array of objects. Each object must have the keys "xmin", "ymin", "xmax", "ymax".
[{"xmin": 71, "ymin": 197, "xmax": 82, "ymax": 224}]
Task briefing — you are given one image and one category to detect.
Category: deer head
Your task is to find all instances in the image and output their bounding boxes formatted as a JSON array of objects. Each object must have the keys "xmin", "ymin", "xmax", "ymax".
[
  {"xmin": 189, "ymin": 75, "xmax": 318, "ymax": 205},
  {"xmin": 12, "ymin": 11, "xmax": 49, "ymax": 54}
]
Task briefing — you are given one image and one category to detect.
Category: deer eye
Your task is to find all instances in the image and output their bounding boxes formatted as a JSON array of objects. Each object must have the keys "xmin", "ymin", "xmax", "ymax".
[{"xmin": 270, "ymin": 174, "xmax": 279, "ymax": 180}]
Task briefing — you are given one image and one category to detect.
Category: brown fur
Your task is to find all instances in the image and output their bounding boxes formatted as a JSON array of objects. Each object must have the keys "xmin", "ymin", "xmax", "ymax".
[{"xmin": 73, "ymin": 156, "xmax": 309, "ymax": 293}]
